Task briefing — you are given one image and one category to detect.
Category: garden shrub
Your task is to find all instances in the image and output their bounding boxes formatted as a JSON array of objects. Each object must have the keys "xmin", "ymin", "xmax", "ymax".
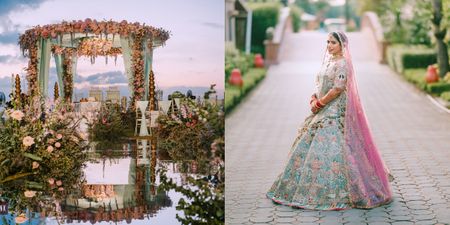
[{"xmin": 249, "ymin": 2, "xmax": 280, "ymax": 56}]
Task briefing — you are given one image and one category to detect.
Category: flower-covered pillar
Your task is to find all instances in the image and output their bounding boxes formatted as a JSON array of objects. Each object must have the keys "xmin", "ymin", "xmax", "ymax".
[
  {"xmin": 61, "ymin": 49, "xmax": 78, "ymax": 102},
  {"xmin": 37, "ymin": 38, "xmax": 52, "ymax": 97},
  {"xmin": 131, "ymin": 30, "xmax": 145, "ymax": 106}
]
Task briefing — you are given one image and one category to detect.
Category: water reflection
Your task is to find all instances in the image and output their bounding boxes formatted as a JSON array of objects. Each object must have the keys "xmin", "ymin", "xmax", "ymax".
[{"xmin": 0, "ymin": 139, "xmax": 183, "ymax": 225}]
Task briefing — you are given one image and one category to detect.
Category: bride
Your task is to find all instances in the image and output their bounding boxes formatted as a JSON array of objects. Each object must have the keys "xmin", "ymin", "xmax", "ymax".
[{"xmin": 266, "ymin": 31, "xmax": 393, "ymax": 210}]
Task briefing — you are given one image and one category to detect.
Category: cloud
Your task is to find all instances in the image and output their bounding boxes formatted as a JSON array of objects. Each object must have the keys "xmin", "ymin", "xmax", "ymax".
[
  {"xmin": 0, "ymin": 31, "xmax": 19, "ymax": 44},
  {"xmin": 201, "ymin": 22, "xmax": 224, "ymax": 29},
  {"xmin": 0, "ymin": 0, "xmax": 48, "ymax": 16},
  {"xmin": 74, "ymin": 71, "xmax": 128, "ymax": 84}
]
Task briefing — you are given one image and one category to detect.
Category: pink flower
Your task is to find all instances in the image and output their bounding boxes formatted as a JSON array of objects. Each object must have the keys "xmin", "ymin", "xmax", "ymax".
[
  {"xmin": 55, "ymin": 142, "xmax": 61, "ymax": 148},
  {"xmin": 56, "ymin": 133, "xmax": 63, "ymax": 140},
  {"xmin": 22, "ymin": 136, "xmax": 35, "ymax": 147},
  {"xmin": 47, "ymin": 146, "xmax": 54, "ymax": 153},
  {"xmin": 56, "ymin": 180, "xmax": 62, "ymax": 186},
  {"xmin": 32, "ymin": 162, "xmax": 39, "ymax": 169},
  {"xmin": 48, "ymin": 178, "xmax": 55, "ymax": 185},
  {"xmin": 10, "ymin": 110, "xmax": 25, "ymax": 121},
  {"xmin": 58, "ymin": 187, "xmax": 64, "ymax": 191},
  {"xmin": 24, "ymin": 190, "xmax": 36, "ymax": 198}
]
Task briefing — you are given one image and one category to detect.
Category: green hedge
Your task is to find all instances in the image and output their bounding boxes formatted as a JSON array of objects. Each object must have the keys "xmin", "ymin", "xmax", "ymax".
[
  {"xmin": 426, "ymin": 82, "xmax": 450, "ymax": 95},
  {"xmin": 248, "ymin": 3, "xmax": 280, "ymax": 56},
  {"xmin": 225, "ymin": 68, "xmax": 267, "ymax": 114},
  {"xmin": 225, "ymin": 43, "xmax": 254, "ymax": 82},
  {"xmin": 386, "ymin": 44, "xmax": 436, "ymax": 74},
  {"xmin": 290, "ymin": 5, "xmax": 302, "ymax": 33},
  {"xmin": 403, "ymin": 69, "xmax": 427, "ymax": 90},
  {"xmin": 403, "ymin": 69, "xmax": 450, "ymax": 95},
  {"xmin": 441, "ymin": 91, "xmax": 450, "ymax": 101}
]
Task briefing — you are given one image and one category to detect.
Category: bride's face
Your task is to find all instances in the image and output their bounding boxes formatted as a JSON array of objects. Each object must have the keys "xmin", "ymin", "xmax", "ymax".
[{"xmin": 327, "ymin": 35, "xmax": 342, "ymax": 56}]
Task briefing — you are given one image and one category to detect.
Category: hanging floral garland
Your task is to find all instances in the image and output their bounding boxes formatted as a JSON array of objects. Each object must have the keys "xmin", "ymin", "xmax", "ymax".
[
  {"xmin": 19, "ymin": 19, "xmax": 170, "ymax": 55},
  {"xmin": 131, "ymin": 28, "xmax": 145, "ymax": 107}
]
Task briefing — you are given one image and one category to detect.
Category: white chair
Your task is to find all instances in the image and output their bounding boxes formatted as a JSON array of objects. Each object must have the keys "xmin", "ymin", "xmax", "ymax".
[{"xmin": 135, "ymin": 101, "xmax": 150, "ymax": 136}]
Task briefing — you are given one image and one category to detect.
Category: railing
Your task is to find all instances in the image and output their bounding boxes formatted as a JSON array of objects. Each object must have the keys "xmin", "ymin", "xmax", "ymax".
[
  {"xmin": 264, "ymin": 7, "xmax": 290, "ymax": 65},
  {"xmin": 361, "ymin": 11, "xmax": 388, "ymax": 64}
]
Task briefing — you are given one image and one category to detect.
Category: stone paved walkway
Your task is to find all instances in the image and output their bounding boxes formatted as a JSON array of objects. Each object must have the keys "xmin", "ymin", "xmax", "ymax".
[{"xmin": 225, "ymin": 30, "xmax": 450, "ymax": 225}]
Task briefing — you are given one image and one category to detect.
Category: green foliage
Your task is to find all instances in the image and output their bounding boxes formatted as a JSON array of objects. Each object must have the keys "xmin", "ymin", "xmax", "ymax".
[
  {"xmin": 225, "ymin": 87, "xmax": 242, "ymax": 114},
  {"xmin": 403, "ymin": 69, "xmax": 428, "ymax": 90},
  {"xmin": 225, "ymin": 68, "xmax": 266, "ymax": 114},
  {"xmin": 290, "ymin": 5, "xmax": 302, "ymax": 33},
  {"xmin": 225, "ymin": 43, "xmax": 254, "ymax": 82},
  {"xmin": 386, "ymin": 44, "xmax": 436, "ymax": 73},
  {"xmin": 155, "ymin": 99, "xmax": 224, "ymax": 173},
  {"xmin": 155, "ymin": 98, "xmax": 224, "ymax": 224},
  {"xmin": 426, "ymin": 82, "xmax": 450, "ymax": 95},
  {"xmin": 88, "ymin": 103, "xmax": 133, "ymax": 149},
  {"xmin": 440, "ymin": 91, "xmax": 450, "ymax": 101},
  {"xmin": 248, "ymin": 2, "xmax": 280, "ymax": 56},
  {"xmin": 403, "ymin": 69, "xmax": 450, "ymax": 95},
  {"xmin": 0, "ymin": 97, "xmax": 88, "ymax": 215}
]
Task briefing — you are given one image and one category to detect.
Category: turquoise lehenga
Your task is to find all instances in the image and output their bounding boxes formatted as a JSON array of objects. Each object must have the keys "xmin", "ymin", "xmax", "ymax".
[{"xmin": 266, "ymin": 56, "xmax": 393, "ymax": 210}]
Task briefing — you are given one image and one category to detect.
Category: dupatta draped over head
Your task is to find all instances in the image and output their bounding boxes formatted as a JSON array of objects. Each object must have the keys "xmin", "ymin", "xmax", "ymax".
[{"xmin": 328, "ymin": 31, "xmax": 393, "ymax": 208}]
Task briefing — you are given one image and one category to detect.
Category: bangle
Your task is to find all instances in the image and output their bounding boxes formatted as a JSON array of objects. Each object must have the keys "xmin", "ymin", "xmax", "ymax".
[{"xmin": 315, "ymin": 99, "xmax": 325, "ymax": 108}]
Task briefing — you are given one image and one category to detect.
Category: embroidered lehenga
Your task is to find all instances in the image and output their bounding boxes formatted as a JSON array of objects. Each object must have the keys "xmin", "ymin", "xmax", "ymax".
[{"xmin": 266, "ymin": 32, "xmax": 393, "ymax": 210}]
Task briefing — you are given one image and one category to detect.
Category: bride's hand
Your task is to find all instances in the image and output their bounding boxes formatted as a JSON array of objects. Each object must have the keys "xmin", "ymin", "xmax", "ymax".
[{"xmin": 310, "ymin": 100, "xmax": 319, "ymax": 114}]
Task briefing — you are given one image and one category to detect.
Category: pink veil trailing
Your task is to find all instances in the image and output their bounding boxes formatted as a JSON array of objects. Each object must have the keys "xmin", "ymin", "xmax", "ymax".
[{"xmin": 329, "ymin": 31, "xmax": 393, "ymax": 208}]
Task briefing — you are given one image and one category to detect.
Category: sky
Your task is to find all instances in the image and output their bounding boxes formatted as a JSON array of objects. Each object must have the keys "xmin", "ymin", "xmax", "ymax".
[{"xmin": 0, "ymin": 0, "xmax": 224, "ymax": 99}]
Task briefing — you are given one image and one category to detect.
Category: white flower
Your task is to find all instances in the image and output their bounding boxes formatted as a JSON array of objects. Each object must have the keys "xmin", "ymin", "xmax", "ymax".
[
  {"xmin": 24, "ymin": 190, "xmax": 36, "ymax": 198},
  {"xmin": 22, "ymin": 136, "xmax": 35, "ymax": 147},
  {"xmin": 32, "ymin": 161, "xmax": 39, "ymax": 169},
  {"xmin": 10, "ymin": 110, "xmax": 25, "ymax": 121}
]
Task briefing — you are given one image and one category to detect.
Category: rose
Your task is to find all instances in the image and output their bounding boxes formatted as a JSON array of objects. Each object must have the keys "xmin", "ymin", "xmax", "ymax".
[
  {"xmin": 23, "ymin": 136, "xmax": 35, "ymax": 147},
  {"xmin": 56, "ymin": 133, "xmax": 63, "ymax": 140},
  {"xmin": 24, "ymin": 190, "xmax": 36, "ymax": 198},
  {"xmin": 55, "ymin": 142, "xmax": 61, "ymax": 148},
  {"xmin": 56, "ymin": 180, "xmax": 62, "ymax": 186},
  {"xmin": 47, "ymin": 146, "xmax": 54, "ymax": 153},
  {"xmin": 10, "ymin": 110, "xmax": 25, "ymax": 121},
  {"xmin": 48, "ymin": 178, "xmax": 55, "ymax": 185},
  {"xmin": 32, "ymin": 162, "xmax": 39, "ymax": 169}
]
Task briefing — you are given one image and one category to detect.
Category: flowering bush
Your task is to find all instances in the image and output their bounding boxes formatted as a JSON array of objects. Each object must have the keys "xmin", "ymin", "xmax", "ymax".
[
  {"xmin": 88, "ymin": 103, "xmax": 134, "ymax": 149},
  {"xmin": 0, "ymin": 97, "xmax": 88, "ymax": 216},
  {"xmin": 155, "ymin": 98, "xmax": 224, "ymax": 224}
]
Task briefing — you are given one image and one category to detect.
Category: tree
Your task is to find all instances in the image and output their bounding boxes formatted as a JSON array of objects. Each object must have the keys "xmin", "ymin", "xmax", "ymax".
[{"xmin": 431, "ymin": 0, "xmax": 449, "ymax": 78}]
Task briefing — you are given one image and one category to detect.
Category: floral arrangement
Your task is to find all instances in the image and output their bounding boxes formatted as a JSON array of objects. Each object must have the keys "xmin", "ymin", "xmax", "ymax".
[
  {"xmin": 87, "ymin": 103, "xmax": 133, "ymax": 149},
  {"xmin": 0, "ymin": 97, "xmax": 89, "ymax": 218},
  {"xmin": 18, "ymin": 19, "xmax": 170, "ymax": 55},
  {"xmin": 25, "ymin": 43, "xmax": 39, "ymax": 96},
  {"xmin": 155, "ymin": 98, "xmax": 224, "ymax": 224},
  {"xmin": 131, "ymin": 30, "xmax": 146, "ymax": 107},
  {"xmin": 62, "ymin": 48, "xmax": 76, "ymax": 103}
]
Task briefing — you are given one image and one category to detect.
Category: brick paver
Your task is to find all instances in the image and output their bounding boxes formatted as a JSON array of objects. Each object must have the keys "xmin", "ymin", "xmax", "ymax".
[{"xmin": 225, "ymin": 30, "xmax": 450, "ymax": 225}]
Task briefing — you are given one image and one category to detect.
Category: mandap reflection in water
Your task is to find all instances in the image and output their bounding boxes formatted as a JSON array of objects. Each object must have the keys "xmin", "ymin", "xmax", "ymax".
[{"xmin": 60, "ymin": 141, "xmax": 175, "ymax": 224}]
